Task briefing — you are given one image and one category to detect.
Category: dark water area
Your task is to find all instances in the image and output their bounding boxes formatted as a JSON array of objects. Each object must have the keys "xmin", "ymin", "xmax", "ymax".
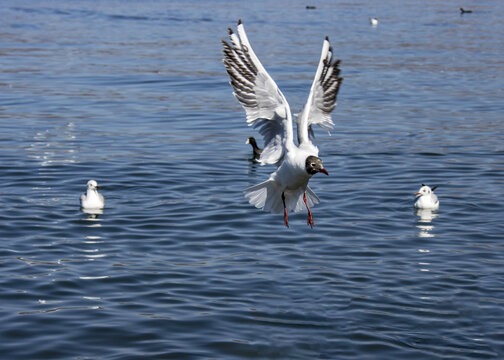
[{"xmin": 1, "ymin": 0, "xmax": 503, "ymax": 359}]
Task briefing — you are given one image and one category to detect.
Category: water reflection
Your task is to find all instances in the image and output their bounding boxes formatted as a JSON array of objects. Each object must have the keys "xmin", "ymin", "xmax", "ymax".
[
  {"xmin": 26, "ymin": 121, "xmax": 78, "ymax": 167},
  {"xmin": 415, "ymin": 209, "xmax": 438, "ymax": 238},
  {"xmin": 247, "ymin": 157, "xmax": 261, "ymax": 175},
  {"xmin": 82, "ymin": 208, "xmax": 103, "ymax": 220},
  {"xmin": 416, "ymin": 209, "xmax": 438, "ymax": 222}
]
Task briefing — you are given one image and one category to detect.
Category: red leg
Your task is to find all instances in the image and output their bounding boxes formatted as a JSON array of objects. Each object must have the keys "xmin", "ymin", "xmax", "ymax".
[
  {"xmin": 282, "ymin": 192, "xmax": 289, "ymax": 228},
  {"xmin": 304, "ymin": 192, "xmax": 314, "ymax": 228}
]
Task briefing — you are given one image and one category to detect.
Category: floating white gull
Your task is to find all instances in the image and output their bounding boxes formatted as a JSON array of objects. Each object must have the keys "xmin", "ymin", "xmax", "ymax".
[
  {"xmin": 222, "ymin": 20, "xmax": 343, "ymax": 227},
  {"xmin": 80, "ymin": 180, "xmax": 105, "ymax": 210},
  {"xmin": 370, "ymin": 17, "xmax": 378, "ymax": 26},
  {"xmin": 414, "ymin": 184, "xmax": 439, "ymax": 210}
]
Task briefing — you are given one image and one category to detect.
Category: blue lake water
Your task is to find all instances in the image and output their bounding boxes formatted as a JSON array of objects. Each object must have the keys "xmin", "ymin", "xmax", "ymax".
[{"xmin": 1, "ymin": 0, "xmax": 504, "ymax": 359}]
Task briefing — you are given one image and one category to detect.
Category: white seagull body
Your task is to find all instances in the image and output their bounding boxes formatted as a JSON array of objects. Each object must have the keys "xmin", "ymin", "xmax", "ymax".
[
  {"xmin": 80, "ymin": 180, "xmax": 105, "ymax": 209},
  {"xmin": 414, "ymin": 184, "xmax": 439, "ymax": 210},
  {"xmin": 222, "ymin": 20, "xmax": 343, "ymax": 227}
]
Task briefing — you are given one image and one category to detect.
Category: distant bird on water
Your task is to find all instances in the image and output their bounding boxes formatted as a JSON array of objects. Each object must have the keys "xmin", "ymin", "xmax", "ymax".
[
  {"xmin": 246, "ymin": 136, "xmax": 262, "ymax": 157},
  {"xmin": 414, "ymin": 184, "xmax": 439, "ymax": 210},
  {"xmin": 460, "ymin": 8, "xmax": 472, "ymax": 14},
  {"xmin": 80, "ymin": 180, "xmax": 105, "ymax": 209},
  {"xmin": 222, "ymin": 20, "xmax": 342, "ymax": 227},
  {"xmin": 370, "ymin": 17, "xmax": 378, "ymax": 26}
]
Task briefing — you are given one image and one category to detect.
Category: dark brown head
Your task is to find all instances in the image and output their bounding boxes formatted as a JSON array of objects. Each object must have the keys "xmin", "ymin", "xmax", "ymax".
[{"xmin": 305, "ymin": 155, "xmax": 328, "ymax": 176}]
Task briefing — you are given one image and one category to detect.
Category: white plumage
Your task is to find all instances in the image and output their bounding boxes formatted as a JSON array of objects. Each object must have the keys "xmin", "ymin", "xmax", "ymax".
[
  {"xmin": 222, "ymin": 20, "xmax": 342, "ymax": 227},
  {"xmin": 414, "ymin": 184, "xmax": 439, "ymax": 210},
  {"xmin": 80, "ymin": 180, "xmax": 105, "ymax": 209}
]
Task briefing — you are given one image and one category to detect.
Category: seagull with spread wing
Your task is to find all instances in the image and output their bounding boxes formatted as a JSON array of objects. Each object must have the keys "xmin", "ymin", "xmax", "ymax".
[{"xmin": 222, "ymin": 19, "xmax": 343, "ymax": 227}]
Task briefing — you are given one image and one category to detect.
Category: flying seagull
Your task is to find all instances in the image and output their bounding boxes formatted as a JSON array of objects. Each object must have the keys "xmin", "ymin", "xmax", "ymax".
[{"xmin": 222, "ymin": 20, "xmax": 342, "ymax": 227}]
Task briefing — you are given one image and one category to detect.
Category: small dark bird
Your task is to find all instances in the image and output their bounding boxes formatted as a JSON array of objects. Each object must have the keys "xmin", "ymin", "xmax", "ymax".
[
  {"xmin": 246, "ymin": 136, "xmax": 262, "ymax": 157},
  {"xmin": 460, "ymin": 8, "xmax": 472, "ymax": 14},
  {"xmin": 306, "ymin": 5, "xmax": 316, "ymax": 10}
]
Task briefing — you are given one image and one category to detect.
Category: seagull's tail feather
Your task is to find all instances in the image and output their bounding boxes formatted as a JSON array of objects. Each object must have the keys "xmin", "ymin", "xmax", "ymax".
[
  {"xmin": 305, "ymin": 185, "xmax": 320, "ymax": 208},
  {"xmin": 244, "ymin": 180, "xmax": 284, "ymax": 214},
  {"xmin": 284, "ymin": 185, "xmax": 320, "ymax": 213},
  {"xmin": 244, "ymin": 182, "xmax": 321, "ymax": 214}
]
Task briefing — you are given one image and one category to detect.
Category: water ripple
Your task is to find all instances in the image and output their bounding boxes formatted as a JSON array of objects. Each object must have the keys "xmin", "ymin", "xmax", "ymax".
[{"xmin": 1, "ymin": 0, "xmax": 504, "ymax": 359}]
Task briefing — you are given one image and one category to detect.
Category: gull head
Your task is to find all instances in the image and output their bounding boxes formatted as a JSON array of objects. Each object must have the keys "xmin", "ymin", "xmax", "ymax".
[
  {"xmin": 87, "ymin": 180, "xmax": 99, "ymax": 190},
  {"xmin": 415, "ymin": 184, "xmax": 437, "ymax": 197},
  {"xmin": 305, "ymin": 156, "xmax": 328, "ymax": 176}
]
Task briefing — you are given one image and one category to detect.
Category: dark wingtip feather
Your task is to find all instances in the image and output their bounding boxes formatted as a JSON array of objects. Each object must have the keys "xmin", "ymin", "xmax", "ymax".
[
  {"xmin": 238, "ymin": 18, "xmax": 242, "ymax": 25},
  {"xmin": 325, "ymin": 35, "xmax": 329, "ymax": 41}
]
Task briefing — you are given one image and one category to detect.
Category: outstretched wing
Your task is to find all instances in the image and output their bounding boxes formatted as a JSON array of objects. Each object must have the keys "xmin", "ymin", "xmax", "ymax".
[
  {"xmin": 222, "ymin": 19, "xmax": 294, "ymax": 165},
  {"xmin": 296, "ymin": 36, "xmax": 343, "ymax": 145}
]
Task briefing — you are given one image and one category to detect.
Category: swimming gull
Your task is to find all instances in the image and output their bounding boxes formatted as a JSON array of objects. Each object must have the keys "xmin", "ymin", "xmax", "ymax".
[
  {"xmin": 80, "ymin": 180, "xmax": 105, "ymax": 209},
  {"xmin": 414, "ymin": 184, "xmax": 439, "ymax": 210}
]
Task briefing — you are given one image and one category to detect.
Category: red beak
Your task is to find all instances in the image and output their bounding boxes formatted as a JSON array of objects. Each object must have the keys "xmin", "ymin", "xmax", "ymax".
[
  {"xmin": 319, "ymin": 168, "xmax": 329, "ymax": 175},
  {"xmin": 414, "ymin": 192, "xmax": 420, "ymax": 196}
]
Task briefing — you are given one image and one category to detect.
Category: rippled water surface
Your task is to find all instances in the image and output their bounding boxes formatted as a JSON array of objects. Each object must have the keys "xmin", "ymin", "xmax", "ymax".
[{"xmin": 1, "ymin": 0, "xmax": 504, "ymax": 359}]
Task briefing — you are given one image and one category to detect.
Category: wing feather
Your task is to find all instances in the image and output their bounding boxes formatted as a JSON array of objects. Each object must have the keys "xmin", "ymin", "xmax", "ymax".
[
  {"xmin": 297, "ymin": 37, "xmax": 343, "ymax": 145},
  {"xmin": 222, "ymin": 20, "xmax": 294, "ymax": 165}
]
